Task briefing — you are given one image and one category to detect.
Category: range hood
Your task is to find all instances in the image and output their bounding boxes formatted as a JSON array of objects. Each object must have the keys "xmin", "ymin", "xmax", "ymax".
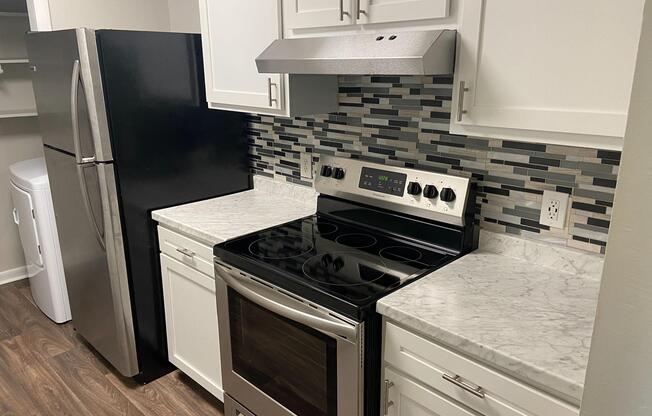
[{"xmin": 256, "ymin": 30, "xmax": 456, "ymax": 76}]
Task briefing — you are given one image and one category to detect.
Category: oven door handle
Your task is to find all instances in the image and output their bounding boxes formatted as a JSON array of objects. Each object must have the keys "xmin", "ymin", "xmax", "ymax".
[{"xmin": 218, "ymin": 268, "xmax": 358, "ymax": 340}]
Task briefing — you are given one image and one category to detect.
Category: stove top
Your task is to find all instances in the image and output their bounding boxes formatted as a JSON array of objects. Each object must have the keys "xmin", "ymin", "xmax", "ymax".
[
  {"xmin": 214, "ymin": 214, "xmax": 456, "ymax": 319},
  {"xmin": 215, "ymin": 156, "xmax": 477, "ymax": 320}
]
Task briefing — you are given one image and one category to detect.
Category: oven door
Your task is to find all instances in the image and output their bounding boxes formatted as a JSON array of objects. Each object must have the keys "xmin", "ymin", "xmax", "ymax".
[{"xmin": 215, "ymin": 262, "xmax": 364, "ymax": 416}]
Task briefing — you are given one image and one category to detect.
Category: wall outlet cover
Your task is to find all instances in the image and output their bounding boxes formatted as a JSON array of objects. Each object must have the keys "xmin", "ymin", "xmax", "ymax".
[
  {"xmin": 300, "ymin": 153, "xmax": 313, "ymax": 179},
  {"xmin": 540, "ymin": 190, "xmax": 570, "ymax": 229}
]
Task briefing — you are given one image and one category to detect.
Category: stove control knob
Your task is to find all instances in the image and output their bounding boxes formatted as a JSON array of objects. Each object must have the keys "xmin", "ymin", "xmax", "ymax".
[
  {"xmin": 440, "ymin": 187, "xmax": 456, "ymax": 202},
  {"xmin": 321, "ymin": 165, "xmax": 333, "ymax": 177},
  {"xmin": 333, "ymin": 257, "xmax": 345, "ymax": 272},
  {"xmin": 406, "ymin": 182, "xmax": 422, "ymax": 195},
  {"xmin": 321, "ymin": 254, "xmax": 333, "ymax": 267},
  {"xmin": 332, "ymin": 168, "xmax": 346, "ymax": 180},
  {"xmin": 423, "ymin": 185, "xmax": 439, "ymax": 199}
]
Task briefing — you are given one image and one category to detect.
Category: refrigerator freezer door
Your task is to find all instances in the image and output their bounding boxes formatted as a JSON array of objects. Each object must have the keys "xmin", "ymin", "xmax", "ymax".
[
  {"xmin": 27, "ymin": 29, "xmax": 113, "ymax": 162},
  {"xmin": 27, "ymin": 30, "xmax": 88, "ymax": 157},
  {"xmin": 43, "ymin": 146, "xmax": 138, "ymax": 376}
]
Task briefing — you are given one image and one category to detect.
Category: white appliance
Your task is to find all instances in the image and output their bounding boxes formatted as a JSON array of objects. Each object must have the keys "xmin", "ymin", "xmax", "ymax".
[{"xmin": 9, "ymin": 157, "xmax": 71, "ymax": 323}]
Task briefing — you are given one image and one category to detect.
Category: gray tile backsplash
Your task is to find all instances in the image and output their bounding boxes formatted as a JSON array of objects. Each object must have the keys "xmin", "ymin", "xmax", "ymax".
[{"xmin": 247, "ymin": 75, "xmax": 619, "ymax": 253}]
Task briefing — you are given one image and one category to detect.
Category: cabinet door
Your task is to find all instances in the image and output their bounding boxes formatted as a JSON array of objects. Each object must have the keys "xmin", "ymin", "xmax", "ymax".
[
  {"xmin": 160, "ymin": 254, "xmax": 223, "ymax": 400},
  {"xmin": 358, "ymin": 0, "xmax": 449, "ymax": 25},
  {"xmin": 451, "ymin": 0, "xmax": 643, "ymax": 148},
  {"xmin": 284, "ymin": 0, "xmax": 355, "ymax": 29},
  {"xmin": 10, "ymin": 182, "xmax": 43, "ymax": 269},
  {"xmin": 385, "ymin": 368, "xmax": 478, "ymax": 416},
  {"xmin": 199, "ymin": 0, "xmax": 284, "ymax": 113}
]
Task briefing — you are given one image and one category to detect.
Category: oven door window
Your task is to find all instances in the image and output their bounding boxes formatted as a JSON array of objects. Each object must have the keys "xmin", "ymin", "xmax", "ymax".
[{"xmin": 228, "ymin": 289, "xmax": 338, "ymax": 416}]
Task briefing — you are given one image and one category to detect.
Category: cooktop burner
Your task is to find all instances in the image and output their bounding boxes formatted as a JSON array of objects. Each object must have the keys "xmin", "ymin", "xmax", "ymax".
[
  {"xmin": 335, "ymin": 233, "xmax": 378, "ymax": 249},
  {"xmin": 302, "ymin": 251, "xmax": 391, "ymax": 287},
  {"xmin": 216, "ymin": 215, "xmax": 454, "ymax": 310},
  {"xmin": 312, "ymin": 221, "xmax": 338, "ymax": 235},
  {"xmin": 379, "ymin": 246, "xmax": 423, "ymax": 262},
  {"xmin": 248, "ymin": 236, "xmax": 314, "ymax": 259}
]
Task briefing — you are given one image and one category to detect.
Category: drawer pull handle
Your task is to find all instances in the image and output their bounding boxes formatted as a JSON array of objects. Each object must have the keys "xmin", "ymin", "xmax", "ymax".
[
  {"xmin": 383, "ymin": 379, "xmax": 394, "ymax": 415},
  {"xmin": 267, "ymin": 77, "xmax": 278, "ymax": 108},
  {"xmin": 339, "ymin": 0, "xmax": 350, "ymax": 21},
  {"xmin": 176, "ymin": 247, "xmax": 196, "ymax": 258},
  {"xmin": 456, "ymin": 80, "xmax": 469, "ymax": 122},
  {"xmin": 442, "ymin": 373, "xmax": 485, "ymax": 398}
]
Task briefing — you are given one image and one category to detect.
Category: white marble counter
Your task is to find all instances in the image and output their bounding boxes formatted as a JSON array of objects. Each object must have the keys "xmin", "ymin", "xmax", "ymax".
[
  {"xmin": 377, "ymin": 231, "xmax": 604, "ymax": 405},
  {"xmin": 152, "ymin": 176, "xmax": 318, "ymax": 245}
]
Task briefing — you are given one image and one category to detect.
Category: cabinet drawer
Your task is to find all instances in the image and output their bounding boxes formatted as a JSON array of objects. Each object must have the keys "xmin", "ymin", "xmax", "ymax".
[
  {"xmin": 385, "ymin": 368, "xmax": 479, "ymax": 416},
  {"xmin": 384, "ymin": 322, "xmax": 579, "ymax": 416},
  {"xmin": 158, "ymin": 226, "xmax": 214, "ymax": 277}
]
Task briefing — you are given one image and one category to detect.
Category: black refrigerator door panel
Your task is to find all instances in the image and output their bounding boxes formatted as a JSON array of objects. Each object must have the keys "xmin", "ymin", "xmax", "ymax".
[{"xmin": 96, "ymin": 31, "xmax": 251, "ymax": 381}]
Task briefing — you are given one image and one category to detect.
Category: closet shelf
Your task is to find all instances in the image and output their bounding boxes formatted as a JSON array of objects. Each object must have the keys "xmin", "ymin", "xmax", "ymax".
[
  {"xmin": 0, "ymin": 12, "xmax": 29, "ymax": 17},
  {"xmin": 0, "ymin": 109, "xmax": 38, "ymax": 119},
  {"xmin": 0, "ymin": 59, "xmax": 29, "ymax": 64}
]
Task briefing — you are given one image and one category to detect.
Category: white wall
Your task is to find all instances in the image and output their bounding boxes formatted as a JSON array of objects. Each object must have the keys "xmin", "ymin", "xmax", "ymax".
[
  {"xmin": 27, "ymin": 0, "xmax": 202, "ymax": 33},
  {"xmin": 0, "ymin": 118, "xmax": 43, "ymax": 278},
  {"xmin": 579, "ymin": 1, "xmax": 652, "ymax": 414},
  {"xmin": 167, "ymin": 0, "xmax": 200, "ymax": 33},
  {"xmin": 27, "ymin": 0, "xmax": 171, "ymax": 31}
]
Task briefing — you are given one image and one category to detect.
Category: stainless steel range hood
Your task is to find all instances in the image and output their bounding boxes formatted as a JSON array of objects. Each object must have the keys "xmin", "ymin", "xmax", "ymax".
[{"xmin": 256, "ymin": 30, "xmax": 456, "ymax": 76}]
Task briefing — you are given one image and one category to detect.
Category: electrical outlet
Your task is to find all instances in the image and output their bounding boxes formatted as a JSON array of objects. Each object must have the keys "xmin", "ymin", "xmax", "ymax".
[
  {"xmin": 300, "ymin": 153, "xmax": 313, "ymax": 179},
  {"xmin": 539, "ymin": 190, "xmax": 570, "ymax": 229}
]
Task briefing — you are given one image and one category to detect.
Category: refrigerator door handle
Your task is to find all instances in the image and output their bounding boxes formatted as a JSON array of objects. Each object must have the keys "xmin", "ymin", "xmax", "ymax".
[
  {"xmin": 77, "ymin": 163, "xmax": 106, "ymax": 251},
  {"xmin": 70, "ymin": 59, "xmax": 96, "ymax": 165}
]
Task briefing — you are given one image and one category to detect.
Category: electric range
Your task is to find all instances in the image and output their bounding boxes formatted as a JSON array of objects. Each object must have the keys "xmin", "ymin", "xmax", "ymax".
[{"xmin": 214, "ymin": 155, "xmax": 478, "ymax": 416}]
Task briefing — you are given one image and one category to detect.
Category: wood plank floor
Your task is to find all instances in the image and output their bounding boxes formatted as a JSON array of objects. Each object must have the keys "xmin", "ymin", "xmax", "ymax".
[{"xmin": 0, "ymin": 280, "xmax": 224, "ymax": 416}]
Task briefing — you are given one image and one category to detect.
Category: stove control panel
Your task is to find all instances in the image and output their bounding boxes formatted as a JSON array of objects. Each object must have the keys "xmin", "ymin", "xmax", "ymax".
[
  {"xmin": 315, "ymin": 156, "xmax": 471, "ymax": 225},
  {"xmin": 359, "ymin": 167, "xmax": 407, "ymax": 196}
]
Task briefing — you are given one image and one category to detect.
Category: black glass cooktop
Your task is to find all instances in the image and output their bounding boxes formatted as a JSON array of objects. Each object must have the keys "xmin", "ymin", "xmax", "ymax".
[{"xmin": 214, "ymin": 214, "xmax": 456, "ymax": 319}]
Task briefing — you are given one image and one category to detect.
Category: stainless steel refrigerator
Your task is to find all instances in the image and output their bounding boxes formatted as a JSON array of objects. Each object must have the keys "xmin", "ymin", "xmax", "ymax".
[{"xmin": 26, "ymin": 29, "xmax": 251, "ymax": 381}]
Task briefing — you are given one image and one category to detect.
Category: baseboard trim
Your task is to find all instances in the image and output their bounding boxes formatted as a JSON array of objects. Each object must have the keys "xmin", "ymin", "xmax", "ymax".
[{"xmin": 0, "ymin": 266, "xmax": 28, "ymax": 286}]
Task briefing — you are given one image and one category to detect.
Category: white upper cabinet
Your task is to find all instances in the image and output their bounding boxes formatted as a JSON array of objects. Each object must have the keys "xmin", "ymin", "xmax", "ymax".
[
  {"xmin": 200, "ymin": 0, "xmax": 284, "ymax": 112},
  {"xmin": 199, "ymin": 0, "xmax": 338, "ymax": 116},
  {"xmin": 284, "ymin": 0, "xmax": 355, "ymax": 30},
  {"xmin": 357, "ymin": 0, "xmax": 450, "ymax": 25},
  {"xmin": 451, "ymin": 0, "xmax": 644, "ymax": 150},
  {"xmin": 284, "ymin": 0, "xmax": 449, "ymax": 30}
]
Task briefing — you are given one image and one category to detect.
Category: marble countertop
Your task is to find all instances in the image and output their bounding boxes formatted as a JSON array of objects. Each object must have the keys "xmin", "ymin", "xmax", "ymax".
[
  {"xmin": 152, "ymin": 176, "xmax": 318, "ymax": 245},
  {"xmin": 377, "ymin": 231, "xmax": 604, "ymax": 405}
]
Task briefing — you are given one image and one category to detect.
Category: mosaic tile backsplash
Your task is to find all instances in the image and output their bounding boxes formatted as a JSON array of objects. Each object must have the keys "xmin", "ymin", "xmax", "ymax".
[{"xmin": 247, "ymin": 75, "xmax": 620, "ymax": 254}]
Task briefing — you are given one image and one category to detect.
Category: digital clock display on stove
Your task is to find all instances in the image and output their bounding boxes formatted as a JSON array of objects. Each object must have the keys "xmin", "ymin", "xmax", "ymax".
[{"xmin": 359, "ymin": 167, "xmax": 407, "ymax": 196}]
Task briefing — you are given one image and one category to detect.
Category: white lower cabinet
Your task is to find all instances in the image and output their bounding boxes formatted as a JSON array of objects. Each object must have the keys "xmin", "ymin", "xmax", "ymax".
[
  {"xmin": 160, "ymin": 243, "xmax": 223, "ymax": 400},
  {"xmin": 385, "ymin": 368, "xmax": 478, "ymax": 416},
  {"xmin": 382, "ymin": 322, "xmax": 579, "ymax": 416}
]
